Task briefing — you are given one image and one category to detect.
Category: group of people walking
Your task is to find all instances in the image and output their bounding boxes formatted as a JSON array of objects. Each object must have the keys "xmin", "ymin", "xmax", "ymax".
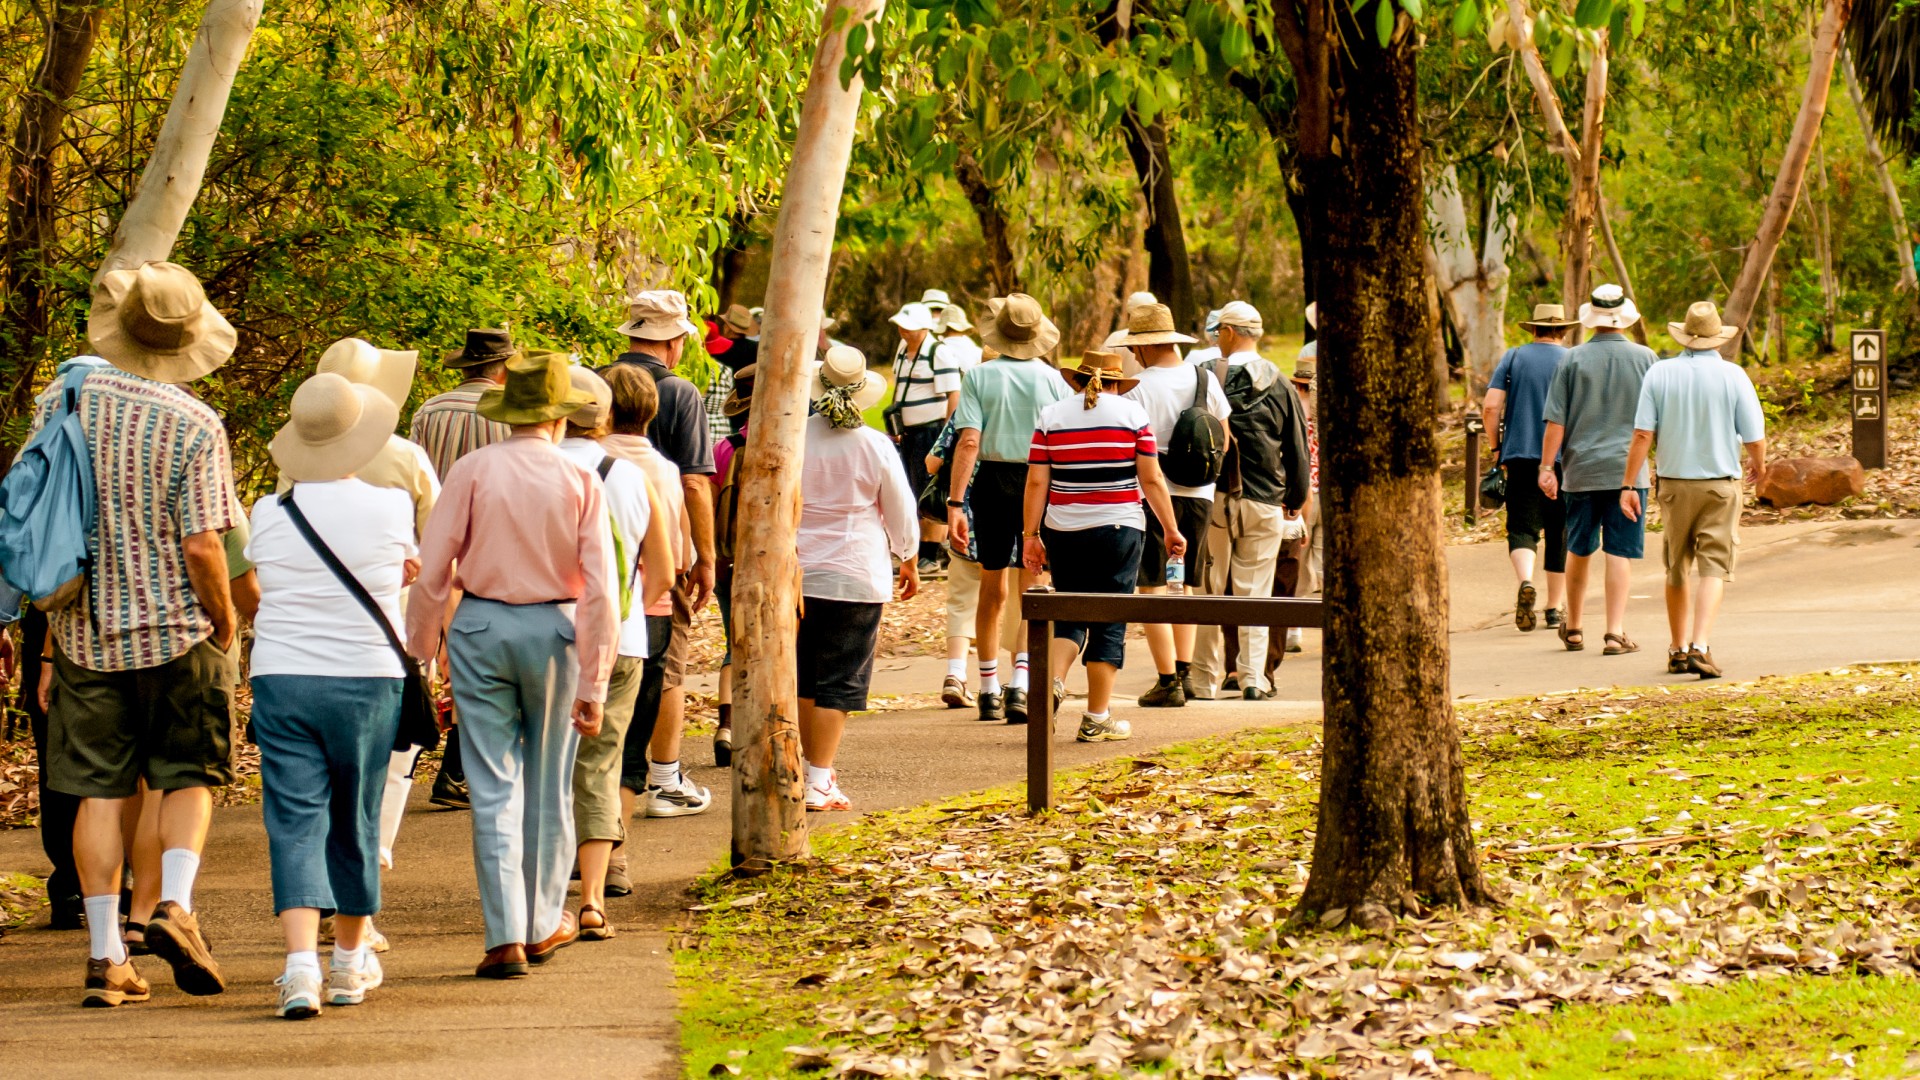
[{"xmin": 1486, "ymin": 285, "xmax": 1767, "ymax": 676}]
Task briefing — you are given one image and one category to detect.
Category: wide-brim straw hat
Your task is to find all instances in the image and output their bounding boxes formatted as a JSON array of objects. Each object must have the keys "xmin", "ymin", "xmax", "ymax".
[
  {"xmin": 722, "ymin": 303, "xmax": 755, "ymax": 335},
  {"xmin": 567, "ymin": 365, "xmax": 614, "ymax": 430},
  {"xmin": 1668, "ymin": 301, "xmax": 1741, "ymax": 350},
  {"xmin": 318, "ymin": 337, "xmax": 417, "ymax": 409},
  {"xmin": 270, "ymin": 373, "xmax": 400, "ymax": 483},
  {"xmin": 1059, "ymin": 348, "xmax": 1139, "ymax": 394},
  {"xmin": 1115, "ymin": 302, "xmax": 1198, "ymax": 347},
  {"xmin": 1578, "ymin": 284, "xmax": 1640, "ymax": 330},
  {"xmin": 88, "ymin": 261, "xmax": 236, "ymax": 384},
  {"xmin": 1291, "ymin": 358, "xmax": 1318, "ymax": 384},
  {"xmin": 979, "ymin": 293, "xmax": 1060, "ymax": 360},
  {"xmin": 444, "ymin": 327, "xmax": 515, "ymax": 369},
  {"xmin": 812, "ymin": 345, "xmax": 885, "ymax": 412},
  {"xmin": 478, "ymin": 349, "xmax": 596, "ymax": 425},
  {"xmin": 723, "ymin": 363, "xmax": 756, "ymax": 417},
  {"xmin": 617, "ymin": 289, "xmax": 700, "ymax": 341},
  {"xmin": 1519, "ymin": 303, "xmax": 1580, "ymax": 330}
]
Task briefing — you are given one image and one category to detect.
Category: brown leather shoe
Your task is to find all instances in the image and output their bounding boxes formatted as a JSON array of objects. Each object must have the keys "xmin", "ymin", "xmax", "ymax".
[
  {"xmin": 526, "ymin": 912, "xmax": 578, "ymax": 965},
  {"xmin": 82, "ymin": 956, "xmax": 151, "ymax": 1007},
  {"xmin": 475, "ymin": 943, "xmax": 529, "ymax": 979},
  {"xmin": 145, "ymin": 901, "xmax": 225, "ymax": 996}
]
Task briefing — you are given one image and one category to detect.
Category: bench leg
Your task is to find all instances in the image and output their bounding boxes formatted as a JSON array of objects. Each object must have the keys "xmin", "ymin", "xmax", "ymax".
[{"xmin": 1026, "ymin": 616, "xmax": 1053, "ymax": 814}]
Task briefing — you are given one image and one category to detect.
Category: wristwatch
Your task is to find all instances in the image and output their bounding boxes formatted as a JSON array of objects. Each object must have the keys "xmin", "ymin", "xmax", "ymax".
[{"xmin": 947, "ymin": 498, "xmax": 965, "ymax": 508}]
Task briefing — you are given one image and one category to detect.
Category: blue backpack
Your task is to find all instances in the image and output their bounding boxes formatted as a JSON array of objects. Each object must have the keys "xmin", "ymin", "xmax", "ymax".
[{"xmin": 0, "ymin": 357, "xmax": 108, "ymax": 624}]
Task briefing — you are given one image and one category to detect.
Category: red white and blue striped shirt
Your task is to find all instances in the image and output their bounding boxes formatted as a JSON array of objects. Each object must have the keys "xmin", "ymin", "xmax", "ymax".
[{"xmin": 1028, "ymin": 394, "xmax": 1157, "ymax": 532}]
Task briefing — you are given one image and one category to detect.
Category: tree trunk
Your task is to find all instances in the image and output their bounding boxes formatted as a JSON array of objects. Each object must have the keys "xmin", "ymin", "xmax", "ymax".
[
  {"xmin": 1561, "ymin": 31, "xmax": 1608, "ymax": 334},
  {"xmin": 1, "ymin": 0, "xmax": 103, "ymax": 465},
  {"xmin": 1722, "ymin": 0, "xmax": 1854, "ymax": 357},
  {"xmin": 1121, "ymin": 114, "xmax": 1198, "ymax": 333},
  {"xmin": 94, "ymin": 0, "xmax": 263, "ymax": 283},
  {"xmin": 1813, "ymin": 141, "xmax": 1839, "ymax": 353},
  {"xmin": 1505, "ymin": 0, "xmax": 1580, "ymax": 161},
  {"xmin": 954, "ymin": 149, "xmax": 1022, "ymax": 294},
  {"xmin": 1843, "ymin": 49, "xmax": 1917, "ymax": 292},
  {"xmin": 1426, "ymin": 167, "xmax": 1512, "ymax": 396},
  {"xmin": 1291, "ymin": 2, "xmax": 1490, "ymax": 928},
  {"xmin": 1594, "ymin": 191, "xmax": 1649, "ymax": 346},
  {"xmin": 1286, "ymin": 185, "xmax": 1320, "ymax": 343},
  {"xmin": 729, "ymin": 0, "xmax": 884, "ymax": 873},
  {"xmin": 712, "ymin": 209, "xmax": 753, "ymax": 312}
]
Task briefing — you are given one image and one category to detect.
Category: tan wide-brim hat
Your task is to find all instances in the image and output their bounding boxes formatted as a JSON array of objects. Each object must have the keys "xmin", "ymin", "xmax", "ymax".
[
  {"xmin": 1668, "ymin": 301, "xmax": 1741, "ymax": 350},
  {"xmin": 478, "ymin": 349, "xmax": 597, "ymax": 425},
  {"xmin": 88, "ymin": 261, "xmax": 237, "ymax": 384},
  {"xmin": 723, "ymin": 363, "xmax": 756, "ymax": 417},
  {"xmin": 1059, "ymin": 348, "xmax": 1140, "ymax": 394},
  {"xmin": 722, "ymin": 303, "xmax": 755, "ymax": 335},
  {"xmin": 979, "ymin": 293, "xmax": 1060, "ymax": 360},
  {"xmin": 811, "ymin": 345, "xmax": 885, "ymax": 412},
  {"xmin": 567, "ymin": 365, "xmax": 614, "ymax": 430},
  {"xmin": 617, "ymin": 289, "xmax": 701, "ymax": 340},
  {"xmin": 1115, "ymin": 302, "xmax": 1198, "ymax": 347},
  {"xmin": 318, "ymin": 337, "xmax": 418, "ymax": 409},
  {"xmin": 270, "ymin": 373, "xmax": 400, "ymax": 483},
  {"xmin": 1519, "ymin": 303, "xmax": 1580, "ymax": 330}
]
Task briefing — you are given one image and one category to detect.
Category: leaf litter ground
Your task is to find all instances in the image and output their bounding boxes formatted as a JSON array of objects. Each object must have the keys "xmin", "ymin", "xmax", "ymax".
[{"xmin": 678, "ymin": 665, "xmax": 1920, "ymax": 1079}]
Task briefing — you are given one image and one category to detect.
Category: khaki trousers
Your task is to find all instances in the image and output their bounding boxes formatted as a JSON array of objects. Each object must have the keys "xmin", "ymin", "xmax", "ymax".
[{"xmin": 1191, "ymin": 496, "xmax": 1290, "ymax": 695}]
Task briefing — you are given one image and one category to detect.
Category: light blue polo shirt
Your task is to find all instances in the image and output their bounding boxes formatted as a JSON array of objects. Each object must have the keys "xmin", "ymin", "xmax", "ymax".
[
  {"xmin": 952, "ymin": 359, "xmax": 1071, "ymax": 463},
  {"xmin": 1634, "ymin": 350, "xmax": 1766, "ymax": 479}
]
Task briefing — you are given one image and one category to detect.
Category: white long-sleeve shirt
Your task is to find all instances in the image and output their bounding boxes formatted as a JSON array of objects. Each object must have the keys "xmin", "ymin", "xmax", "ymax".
[{"xmin": 798, "ymin": 414, "xmax": 917, "ymax": 603}]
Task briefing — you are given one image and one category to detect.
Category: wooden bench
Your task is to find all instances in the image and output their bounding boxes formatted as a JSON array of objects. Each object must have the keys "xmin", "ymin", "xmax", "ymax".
[{"xmin": 1020, "ymin": 589, "xmax": 1326, "ymax": 813}]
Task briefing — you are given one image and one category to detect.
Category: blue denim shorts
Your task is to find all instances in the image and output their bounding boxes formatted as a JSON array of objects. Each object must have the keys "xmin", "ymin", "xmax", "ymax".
[{"xmin": 1564, "ymin": 488, "xmax": 1647, "ymax": 559}]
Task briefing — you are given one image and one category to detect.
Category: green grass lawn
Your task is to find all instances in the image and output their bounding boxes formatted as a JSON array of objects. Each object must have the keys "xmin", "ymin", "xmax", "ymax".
[{"xmin": 677, "ymin": 667, "xmax": 1920, "ymax": 1078}]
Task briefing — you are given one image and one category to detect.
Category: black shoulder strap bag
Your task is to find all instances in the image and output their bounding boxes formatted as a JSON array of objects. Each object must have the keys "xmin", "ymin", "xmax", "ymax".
[{"xmin": 277, "ymin": 491, "xmax": 440, "ymax": 753}]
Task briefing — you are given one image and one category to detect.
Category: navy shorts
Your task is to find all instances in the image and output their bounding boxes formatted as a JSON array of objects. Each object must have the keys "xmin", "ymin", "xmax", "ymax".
[
  {"xmin": 797, "ymin": 599, "xmax": 884, "ymax": 712},
  {"xmin": 1564, "ymin": 488, "xmax": 1647, "ymax": 559}
]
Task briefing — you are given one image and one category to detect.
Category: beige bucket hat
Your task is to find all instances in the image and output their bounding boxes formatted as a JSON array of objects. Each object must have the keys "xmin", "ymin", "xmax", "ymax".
[
  {"xmin": 87, "ymin": 261, "xmax": 237, "ymax": 384},
  {"xmin": 979, "ymin": 293, "xmax": 1060, "ymax": 360},
  {"xmin": 270, "ymin": 373, "xmax": 400, "ymax": 483},
  {"xmin": 567, "ymin": 365, "xmax": 614, "ymax": 430},
  {"xmin": 478, "ymin": 350, "xmax": 597, "ymax": 425},
  {"xmin": 721, "ymin": 304, "xmax": 755, "ymax": 335},
  {"xmin": 937, "ymin": 305, "xmax": 974, "ymax": 334},
  {"xmin": 1519, "ymin": 303, "xmax": 1580, "ymax": 331},
  {"xmin": 318, "ymin": 337, "xmax": 418, "ymax": 409},
  {"xmin": 617, "ymin": 290, "xmax": 700, "ymax": 341},
  {"xmin": 812, "ymin": 344, "xmax": 885, "ymax": 413},
  {"xmin": 919, "ymin": 288, "xmax": 952, "ymax": 312},
  {"xmin": 1115, "ymin": 302, "xmax": 1199, "ymax": 347},
  {"xmin": 1668, "ymin": 301, "xmax": 1741, "ymax": 350}
]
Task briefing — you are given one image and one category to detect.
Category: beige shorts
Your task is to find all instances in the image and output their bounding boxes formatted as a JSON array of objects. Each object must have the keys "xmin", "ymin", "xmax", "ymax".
[
  {"xmin": 945, "ymin": 555, "xmax": 1025, "ymax": 644},
  {"xmin": 1658, "ymin": 477, "xmax": 1741, "ymax": 588}
]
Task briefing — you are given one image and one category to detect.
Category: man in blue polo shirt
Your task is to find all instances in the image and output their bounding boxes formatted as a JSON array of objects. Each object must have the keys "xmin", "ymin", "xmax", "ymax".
[{"xmin": 1483, "ymin": 303, "xmax": 1577, "ymax": 633}]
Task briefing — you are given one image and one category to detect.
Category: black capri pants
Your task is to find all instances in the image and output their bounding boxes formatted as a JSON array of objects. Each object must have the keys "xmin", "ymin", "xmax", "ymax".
[
  {"xmin": 1502, "ymin": 458, "xmax": 1566, "ymax": 575},
  {"xmin": 1041, "ymin": 524, "xmax": 1145, "ymax": 669},
  {"xmin": 797, "ymin": 598, "xmax": 885, "ymax": 712}
]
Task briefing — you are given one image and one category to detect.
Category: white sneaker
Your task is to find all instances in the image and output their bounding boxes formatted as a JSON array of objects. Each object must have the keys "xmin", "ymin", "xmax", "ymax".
[
  {"xmin": 1285, "ymin": 627, "xmax": 1304, "ymax": 653},
  {"xmin": 644, "ymin": 773, "xmax": 713, "ymax": 818},
  {"xmin": 326, "ymin": 952, "xmax": 383, "ymax": 1006},
  {"xmin": 1076, "ymin": 713, "xmax": 1132, "ymax": 743},
  {"xmin": 804, "ymin": 772, "xmax": 851, "ymax": 812},
  {"xmin": 275, "ymin": 969, "xmax": 323, "ymax": 1020}
]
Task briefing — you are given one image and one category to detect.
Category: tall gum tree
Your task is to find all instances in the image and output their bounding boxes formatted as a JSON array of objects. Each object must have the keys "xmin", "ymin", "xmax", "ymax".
[{"xmin": 1270, "ymin": 0, "xmax": 1492, "ymax": 927}]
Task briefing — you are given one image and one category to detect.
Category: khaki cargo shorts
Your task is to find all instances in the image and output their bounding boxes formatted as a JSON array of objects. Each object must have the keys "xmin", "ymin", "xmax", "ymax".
[{"xmin": 1657, "ymin": 477, "xmax": 1742, "ymax": 588}]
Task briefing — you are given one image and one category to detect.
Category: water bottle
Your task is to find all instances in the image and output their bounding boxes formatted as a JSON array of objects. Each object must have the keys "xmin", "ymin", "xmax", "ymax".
[{"xmin": 1165, "ymin": 557, "xmax": 1184, "ymax": 594}]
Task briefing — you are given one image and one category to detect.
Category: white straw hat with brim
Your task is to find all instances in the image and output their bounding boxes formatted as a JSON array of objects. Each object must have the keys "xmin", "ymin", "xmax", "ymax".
[
  {"xmin": 919, "ymin": 288, "xmax": 952, "ymax": 310},
  {"xmin": 889, "ymin": 302, "xmax": 938, "ymax": 333},
  {"xmin": 88, "ymin": 261, "xmax": 236, "ymax": 384},
  {"xmin": 812, "ymin": 344, "xmax": 885, "ymax": 412},
  {"xmin": 1304, "ymin": 301, "xmax": 1318, "ymax": 331},
  {"xmin": 617, "ymin": 290, "xmax": 701, "ymax": 340},
  {"xmin": 270, "ymin": 373, "xmax": 400, "ymax": 483},
  {"xmin": 937, "ymin": 305, "xmax": 974, "ymax": 334},
  {"xmin": 1519, "ymin": 303, "xmax": 1580, "ymax": 330},
  {"xmin": 978, "ymin": 293, "xmax": 1060, "ymax": 360},
  {"xmin": 1668, "ymin": 301, "xmax": 1742, "ymax": 350},
  {"xmin": 1578, "ymin": 283, "xmax": 1640, "ymax": 330},
  {"xmin": 1216, "ymin": 300, "xmax": 1263, "ymax": 335},
  {"xmin": 567, "ymin": 365, "xmax": 614, "ymax": 430},
  {"xmin": 318, "ymin": 337, "xmax": 417, "ymax": 409},
  {"xmin": 1117, "ymin": 302, "xmax": 1199, "ymax": 347}
]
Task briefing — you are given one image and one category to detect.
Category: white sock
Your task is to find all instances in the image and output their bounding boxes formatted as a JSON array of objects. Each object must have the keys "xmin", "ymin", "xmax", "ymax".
[
  {"xmin": 978, "ymin": 660, "xmax": 1000, "ymax": 695},
  {"xmin": 1692, "ymin": 641, "xmax": 1707, "ymax": 651},
  {"xmin": 331, "ymin": 942, "xmax": 368, "ymax": 971},
  {"xmin": 1084, "ymin": 710, "xmax": 1110, "ymax": 722},
  {"xmin": 159, "ymin": 848, "xmax": 200, "ymax": 913},
  {"xmin": 286, "ymin": 950, "xmax": 322, "ymax": 980},
  {"xmin": 1012, "ymin": 653, "xmax": 1031, "ymax": 692},
  {"xmin": 84, "ymin": 895, "xmax": 127, "ymax": 963},
  {"xmin": 805, "ymin": 763, "xmax": 833, "ymax": 790},
  {"xmin": 946, "ymin": 658, "xmax": 967, "ymax": 680},
  {"xmin": 647, "ymin": 759, "xmax": 680, "ymax": 790}
]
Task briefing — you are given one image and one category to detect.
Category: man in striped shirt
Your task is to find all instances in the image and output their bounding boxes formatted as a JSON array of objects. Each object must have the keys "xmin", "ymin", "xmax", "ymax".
[
  {"xmin": 408, "ymin": 328, "xmax": 514, "ymax": 482},
  {"xmin": 887, "ymin": 301, "xmax": 960, "ymax": 574}
]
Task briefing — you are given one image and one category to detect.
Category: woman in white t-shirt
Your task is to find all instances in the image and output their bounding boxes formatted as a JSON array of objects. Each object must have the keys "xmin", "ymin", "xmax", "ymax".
[
  {"xmin": 1021, "ymin": 349, "xmax": 1185, "ymax": 744},
  {"xmin": 248, "ymin": 373, "xmax": 418, "ymax": 1021}
]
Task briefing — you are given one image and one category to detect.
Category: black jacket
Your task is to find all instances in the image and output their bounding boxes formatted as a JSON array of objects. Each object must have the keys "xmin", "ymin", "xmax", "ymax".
[{"xmin": 1215, "ymin": 359, "xmax": 1311, "ymax": 512}]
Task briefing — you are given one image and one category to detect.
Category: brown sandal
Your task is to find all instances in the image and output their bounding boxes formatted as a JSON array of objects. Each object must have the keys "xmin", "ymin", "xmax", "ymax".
[
  {"xmin": 578, "ymin": 904, "xmax": 614, "ymax": 942},
  {"xmin": 1603, "ymin": 633, "xmax": 1639, "ymax": 656},
  {"xmin": 1558, "ymin": 624, "xmax": 1585, "ymax": 651}
]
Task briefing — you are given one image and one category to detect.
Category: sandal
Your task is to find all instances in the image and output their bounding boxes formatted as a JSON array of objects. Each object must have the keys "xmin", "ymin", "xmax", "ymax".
[
  {"xmin": 1515, "ymin": 582, "xmax": 1538, "ymax": 632},
  {"xmin": 578, "ymin": 904, "xmax": 614, "ymax": 942},
  {"xmin": 1667, "ymin": 648, "xmax": 1690, "ymax": 675},
  {"xmin": 1602, "ymin": 633, "xmax": 1639, "ymax": 656},
  {"xmin": 1557, "ymin": 624, "xmax": 1584, "ymax": 652},
  {"xmin": 123, "ymin": 921, "xmax": 151, "ymax": 957}
]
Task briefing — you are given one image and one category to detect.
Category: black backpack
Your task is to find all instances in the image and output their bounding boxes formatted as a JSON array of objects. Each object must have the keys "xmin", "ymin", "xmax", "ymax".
[{"xmin": 1160, "ymin": 366, "xmax": 1228, "ymax": 488}]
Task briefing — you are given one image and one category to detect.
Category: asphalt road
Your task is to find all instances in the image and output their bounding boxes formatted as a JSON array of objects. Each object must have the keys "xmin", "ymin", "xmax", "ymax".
[{"xmin": 1, "ymin": 519, "xmax": 1914, "ymax": 1077}]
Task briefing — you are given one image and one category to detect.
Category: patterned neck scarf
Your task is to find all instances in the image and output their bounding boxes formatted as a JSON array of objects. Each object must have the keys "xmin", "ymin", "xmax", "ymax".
[
  {"xmin": 815, "ymin": 383, "xmax": 866, "ymax": 429},
  {"xmin": 1079, "ymin": 368, "xmax": 1106, "ymax": 409}
]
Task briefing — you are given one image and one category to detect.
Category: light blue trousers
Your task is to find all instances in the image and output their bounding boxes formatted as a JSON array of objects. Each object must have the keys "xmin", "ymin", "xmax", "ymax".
[{"xmin": 447, "ymin": 598, "xmax": 581, "ymax": 949}]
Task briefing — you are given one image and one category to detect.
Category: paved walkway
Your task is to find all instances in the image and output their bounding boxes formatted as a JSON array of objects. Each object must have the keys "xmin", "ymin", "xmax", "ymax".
[{"xmin": 1, "ymin": 519, "xmax": 1914, "ymax": 1076}]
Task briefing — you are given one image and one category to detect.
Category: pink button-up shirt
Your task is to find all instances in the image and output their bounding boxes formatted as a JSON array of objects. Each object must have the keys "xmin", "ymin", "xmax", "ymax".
[{"xmin": 406, "ymin": 432, "xmax": 619, "ymax": 702}]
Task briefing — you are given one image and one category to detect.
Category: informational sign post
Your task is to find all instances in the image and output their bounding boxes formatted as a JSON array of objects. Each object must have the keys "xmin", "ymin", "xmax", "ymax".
[{"xmin": 1850, "ymin": 329, "xmax": 1886, "ymax": 469}]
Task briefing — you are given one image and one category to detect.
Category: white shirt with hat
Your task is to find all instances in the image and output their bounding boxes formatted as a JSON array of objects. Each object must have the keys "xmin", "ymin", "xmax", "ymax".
[
  {"xmin": 798, "ymin": 415, "xmax": 918, "ymax": 603},
  {"xmin": 247, "ymin": 480, "xmax": 417, "ymax": 679},
  {"xmin": 1125, "ymin": 363, "xmax": 1231, "ymax": 500}
]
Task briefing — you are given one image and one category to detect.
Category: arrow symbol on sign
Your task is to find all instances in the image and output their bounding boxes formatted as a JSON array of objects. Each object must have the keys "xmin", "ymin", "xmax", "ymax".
[{"xmin": 1854, "ymin": 335, "xmax": 1880, "ymax": 361}]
